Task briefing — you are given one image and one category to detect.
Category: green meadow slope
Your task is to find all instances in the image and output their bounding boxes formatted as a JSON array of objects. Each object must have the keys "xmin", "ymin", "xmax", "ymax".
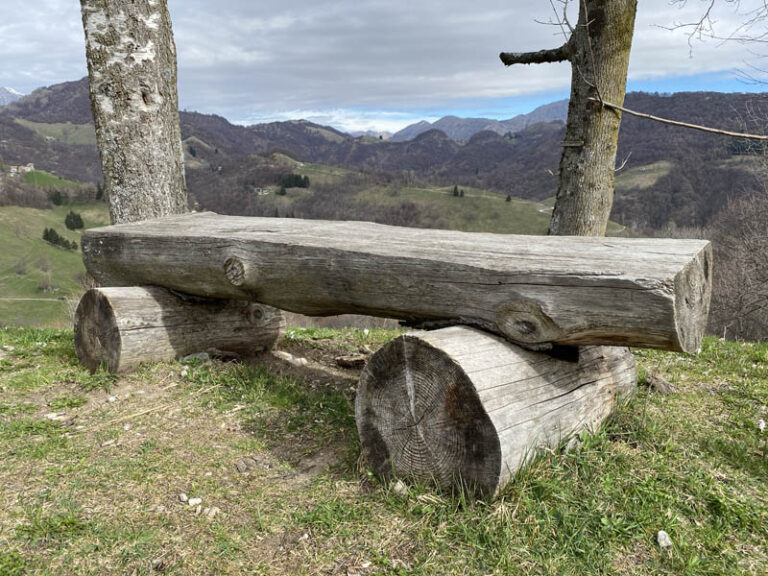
[{"xmin": 0, "ymin": 203, "xmax": 109, "ymax": 327}]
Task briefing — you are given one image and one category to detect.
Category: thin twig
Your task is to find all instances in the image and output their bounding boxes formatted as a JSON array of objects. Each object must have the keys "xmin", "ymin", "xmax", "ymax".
[{"xmin": 593, "ymin": 98, "xmax": 768, "ymax": 141}]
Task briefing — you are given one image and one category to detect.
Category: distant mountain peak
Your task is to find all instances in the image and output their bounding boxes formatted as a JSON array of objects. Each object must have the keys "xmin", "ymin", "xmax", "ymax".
[
  {"xmin": 390, "ymin": 100, "xmax": 568, "ymax": 142},
  {"xmin": 0, "ymin": 86, "xmax": 25, "ymax": 106}
]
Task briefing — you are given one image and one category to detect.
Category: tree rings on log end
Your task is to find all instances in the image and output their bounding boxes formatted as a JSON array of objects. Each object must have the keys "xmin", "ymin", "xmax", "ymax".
[
  {"xmin": 74, "ymin": 288, "xmax": 122, "ymax": 373},
  {"xmin": 356, "ymin": 334, "xmax": 502, "ymax": 497}
]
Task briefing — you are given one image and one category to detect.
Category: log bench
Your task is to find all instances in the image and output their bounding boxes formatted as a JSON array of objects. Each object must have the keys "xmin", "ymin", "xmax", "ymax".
[
  {"xmin": 80, "ymin": 212, "xmax": 711, "ymax": 352},
  {"xmin": 76, "ymin": 212, "xmax": 712, "ymax": 496}
]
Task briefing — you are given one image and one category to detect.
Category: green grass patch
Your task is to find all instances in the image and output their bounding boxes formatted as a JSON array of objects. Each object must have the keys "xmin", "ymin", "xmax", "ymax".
[
  {"xmin": 615, "ymin": 161, "xmax": 674, "ymax": 191},
  {"xmin": 356, "ymin": 183, "xmax": 552, "ymax": 234},
  {"xmin": 15, "ymin": 118, "xmax": 97, "ymax": 146},
  {"xmin": 17, "ymin": 510, "xmax": 89, "ymax": 544},
  {"xmin": 0, "ymin": 202, "xmax": 109, "ymax": 327},
  {"xmin": 23, "ymin": 169, "xmax": 83, "ymax": 190},
  {"xmin": 294, "ymin": 162, "xmax": 355, "ymax": 185},
  {"xmin": 0, "ymin": 550, "xmax": 26, "ymax": 576},
  {"xmin": 48, "ymin": 395, "xmax": 87, "ymax": 410}
]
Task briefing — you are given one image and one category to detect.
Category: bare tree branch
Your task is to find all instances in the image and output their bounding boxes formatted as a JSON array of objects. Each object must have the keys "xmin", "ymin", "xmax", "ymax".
[
  {"xmin": 500, "ymin": 42, "xmax": 572, "ymax": 66},
  {"xmin": 592, "ymin": 98, "xmax": 768, "ymax": 140}
]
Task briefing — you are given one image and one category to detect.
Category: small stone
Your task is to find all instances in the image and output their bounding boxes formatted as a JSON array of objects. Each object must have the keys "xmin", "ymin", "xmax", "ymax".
[
  {"xmin": 391, "ymin": 480, "xmax": 408, "ymax": 498},
  {"xmin": 1, "ymin": 345, "xmax": 15, "ymax": 352},
  {"xmin": 188, "ymin": 497, "xmax": 202, "ymax": 507},
  {"xmin": 361, "ymin": 561, "xmax": 372, "ymax": 569},
  {"xmin": 157, "ymin": 505, "xmax": 166, "ymax": 512},
  {"xmin": 202, "ymin": 507, "xmax": 210, "ymax": 516},
  {"xmin": 647, "ymin": 372, "xmax": 675, "ymax": 395},
  {"xmin": 205, "ymin": 471, "xmax": 212, "ymax": 477},
  {"xmin": 195, "ymin": 505, "xmax": 203, "ymax": 515},
  {"xmin": 182, "ymin": 352, "xmax": 210, "ymax": 363},
  {"xmin": 235, "ymin": 457, "xmax": 257, "ymax": 474},
  {"xmin": 44, "ymin": 412, "xmax": 68, "ymax": 422},
  {"xmin": 178, "ymin": 493, "xmax": 188, "ymax": 503},
  {"xmin": 207, "ymin": 506, "xmax": 220, "ymax": 519},
  {"xmin": 657, "ymin": 530, "xmax": 673, "ymax": 549},
  {"xmin": 107, "ymin": 396, "xmax": 117, "ymax": 403},
  {"xmin": 180, "ymin": 368, "xmax": 188, "ymax": 378}
]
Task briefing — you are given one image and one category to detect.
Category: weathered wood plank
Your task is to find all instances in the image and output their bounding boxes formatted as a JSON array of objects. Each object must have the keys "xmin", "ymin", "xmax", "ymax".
[
  {"xmin": 355, "ymin": 326, "xmax": 637, "ymax": 498},
  {"xmin": 74, "ymin": 286, "xmax": 284, "ymax": 373},
  {"xmin": 81, "ymin": 212, "xmax": 712, "ymax": 352}
]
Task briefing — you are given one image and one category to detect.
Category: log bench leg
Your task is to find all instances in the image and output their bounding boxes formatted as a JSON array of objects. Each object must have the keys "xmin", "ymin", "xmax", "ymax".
[
  {"xmin": 74, "ymin": 286, "xmax": 284, "ymax": 373},
  {"xmin": 355, "ymin": 326, "xmax": 636, "ymax": 498}
]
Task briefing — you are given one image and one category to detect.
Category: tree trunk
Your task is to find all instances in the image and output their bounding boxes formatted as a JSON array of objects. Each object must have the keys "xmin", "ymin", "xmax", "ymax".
[
  {"xmin": 501, "ymin": 0, "xmax": 638, "ymax": 236},
  {"xmin": 80, "ymin": 0, "xmax": 187, "ymax": 224},
  {"xmin": 356, "ymin": 326, "xmax": 637, "ymax": 498},
  {"xmin": 74, "ymin": 287, "xmax": 284, "ymax": 373},
  {"xmin": 80, "ymin": 212, "xmax": 712, "ymax": 353},
  {"xmin": 550, "ymin": 0, "xmax": 637, "ymax": 236}
]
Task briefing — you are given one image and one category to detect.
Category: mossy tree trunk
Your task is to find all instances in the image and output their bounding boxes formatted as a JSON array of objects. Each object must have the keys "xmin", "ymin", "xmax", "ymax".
[
  {"xmin": 80, "ymin": 0, "xmax": 187, "ymax": 224},
  {"xmin": 501, "ymin": 0, "xmax": 638, "ymax": 236}
]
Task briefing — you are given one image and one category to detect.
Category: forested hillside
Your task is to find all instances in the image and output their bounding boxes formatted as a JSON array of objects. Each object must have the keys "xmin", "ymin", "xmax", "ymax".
[{"xmin": 2, "ymin": 79, "xmax": 764, "ymax": 234}]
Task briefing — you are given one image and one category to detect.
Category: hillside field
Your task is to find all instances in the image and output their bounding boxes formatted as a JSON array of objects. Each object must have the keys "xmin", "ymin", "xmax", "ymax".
[{"xmin": 0, "ymin": 203, "xmax": 109, "ymax": 327}]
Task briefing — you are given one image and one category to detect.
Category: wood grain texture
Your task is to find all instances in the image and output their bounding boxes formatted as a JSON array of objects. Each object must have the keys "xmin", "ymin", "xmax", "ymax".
[
  {"xmin": 355, "ymin": 326, "xmax": 637, "ymax": 498},
  {"xmin": 74, "ymin": 286, "xmax": 284, "ymax": 373},
  {"xmin": 81, "ymin": 212, "xmax": 712, "ymax": 352}
]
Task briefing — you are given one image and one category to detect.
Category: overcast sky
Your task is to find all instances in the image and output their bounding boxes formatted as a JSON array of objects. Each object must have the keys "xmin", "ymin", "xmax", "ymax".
[{"xmin": 1, "ymin": 0, "xmax": 766, "ymax": 132}]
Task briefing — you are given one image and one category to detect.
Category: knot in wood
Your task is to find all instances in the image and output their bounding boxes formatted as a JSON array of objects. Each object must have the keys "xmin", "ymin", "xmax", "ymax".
[
  {"xmin": 248, "ymin": 304, "xmax": 265, "ymax": 324},
  {"xmin": 224, "ymin": 257, "xmax": 247, "ymax": 286},
  {"xmin": 496, "ymin": 297, "xmax": 562, "ymax": 345}
]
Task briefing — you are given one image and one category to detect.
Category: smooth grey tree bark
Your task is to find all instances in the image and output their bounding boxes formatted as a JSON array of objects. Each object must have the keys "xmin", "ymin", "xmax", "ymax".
[{"xmin": 80, "ymin": 0, "xmax": 187, "ymax": 224}]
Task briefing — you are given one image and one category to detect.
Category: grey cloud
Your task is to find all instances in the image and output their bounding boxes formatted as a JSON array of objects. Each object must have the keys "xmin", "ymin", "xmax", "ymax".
[{"xmin": 0, "ymin": 0, "xmax": 764, "ymax": 130}]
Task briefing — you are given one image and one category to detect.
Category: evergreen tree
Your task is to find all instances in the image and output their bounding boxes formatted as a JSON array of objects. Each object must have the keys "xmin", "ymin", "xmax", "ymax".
[
  {"xmin": 506, "ymin": 194, "xmax": 512, "ymax": 202},
  {"xmin": 65, "ymin": 210, "xmax": 85, "ymax": 230},
  {"xmin": 453, "ymin": 185, "xmax": 459, "ymax": 197}
]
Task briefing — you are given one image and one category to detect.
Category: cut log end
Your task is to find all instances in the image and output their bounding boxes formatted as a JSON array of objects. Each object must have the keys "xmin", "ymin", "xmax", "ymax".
[
  {"xmin": 357, "ymin": 327, "xmax": 637, "ymax": 498},
  {"xmin": 74, "ymin": 288, "xmax": 122, "ymax": 373},
  {"xmin": 674, "ymin": 244, "xmax": 713, "ymax": 353},
  {"xmin": 356, "ymin": 334, "xmax": 502, "ymax": 496}
]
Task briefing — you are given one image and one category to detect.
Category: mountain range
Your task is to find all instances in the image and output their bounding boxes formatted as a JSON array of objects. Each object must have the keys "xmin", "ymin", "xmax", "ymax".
[
  {"xmin": 1, "ymin": 77, "xmax": 766, "ymax": 232},
  {"xmin": 390, "ymin": 99, "xmax": 569, "ymax": 141}
]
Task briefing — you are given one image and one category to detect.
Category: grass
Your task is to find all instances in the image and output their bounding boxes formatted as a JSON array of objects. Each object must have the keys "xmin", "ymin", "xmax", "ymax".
[
  {"xmin": 14, "ymin": 119, "xmax": 97, "ymax": 146},
  {"xmin": 0, "ymin": 326, "xmax": 765, "ymax": 575},
  {"xmin": 356, "ymin": 184, "xmax": 553, "ymax": 235},
  {"xmin": 615, "ymin": 161, "xmax": 674, "ymax": 191},
  {"xmin": 294, "ymin": 163, "xmax": 356, "ymax": 186},
  {"xmin": 0, "ymin": 202, "xmax": 110, "ymax": 327},
  {"xmin": 23, "ymin": 170, "xmax": 84, "ymax": 190}
]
